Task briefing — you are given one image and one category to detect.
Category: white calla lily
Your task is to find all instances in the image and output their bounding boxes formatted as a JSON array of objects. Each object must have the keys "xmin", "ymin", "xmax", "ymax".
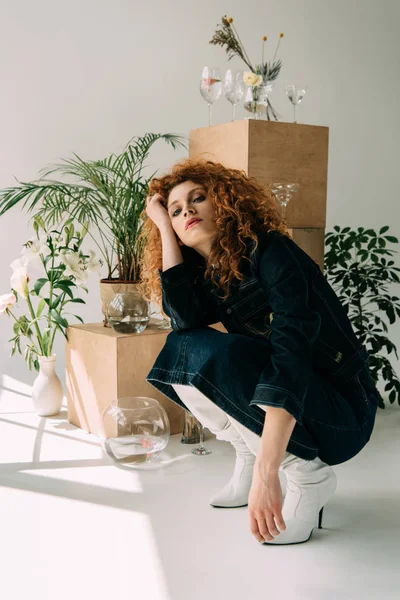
[{"xmin": 10, "ymin": 266, "xmax": 29, "ymax": 299}]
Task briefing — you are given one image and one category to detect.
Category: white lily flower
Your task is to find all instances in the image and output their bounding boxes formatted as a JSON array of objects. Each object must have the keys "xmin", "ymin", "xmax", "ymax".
[
  {"xmin": 20, "ymin": 235, "xmax": 51, "ymax": 266},
  {"xmin": 10, "ymin": 258, "xmax": 25, "ymax": 272},
  {"xmin": 0, "ymin": 293, "xmax": 17, "ymax": 314},
  {"xmin": 86, "ymin": 250, "xmax": 102, "ymax": 273},
  {"xmin": 10, "ymin": 266, "xmax": 29, "ymax": 299},
  {"xmin": 62, "ymin": 252, "xmax": 88, "ymax": 286}
]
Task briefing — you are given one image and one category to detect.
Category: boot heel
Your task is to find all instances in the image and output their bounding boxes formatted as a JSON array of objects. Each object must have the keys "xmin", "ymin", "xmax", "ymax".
[{"xmin": 318, "ymin": 506, "xmax": 324, "ymax": 529}]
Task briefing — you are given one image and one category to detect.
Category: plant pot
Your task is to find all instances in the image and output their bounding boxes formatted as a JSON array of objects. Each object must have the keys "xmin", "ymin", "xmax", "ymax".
[
  {"xmin": 100, "ymin": 280, "xmax": 143, "ymax": 327},
  {"xmin": 32, "ymin": 354, "xmax": 63, "ymax": 417}
]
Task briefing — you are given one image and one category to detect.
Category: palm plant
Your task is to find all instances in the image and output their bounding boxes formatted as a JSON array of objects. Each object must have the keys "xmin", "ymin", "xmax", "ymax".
[
  {"xmin": 324, "ymin": 225, "xmax": 400, "ymax": 408},
  {"xmin": 0, "ymin": 133, "xmax": 187, "ymax": 282}
]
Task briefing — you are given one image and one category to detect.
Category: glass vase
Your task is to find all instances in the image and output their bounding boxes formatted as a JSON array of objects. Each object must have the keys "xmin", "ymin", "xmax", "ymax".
[
  {"xmin": 106, "ymin": 292, "xmax": 150, "ymax": 334},
  {"xmin": 244, "ymin": 80, "xmax": 275, "ymax": 120},
  {"xmin": 101, "ymin": 396, "xmax": 170, "ymax": 469}
]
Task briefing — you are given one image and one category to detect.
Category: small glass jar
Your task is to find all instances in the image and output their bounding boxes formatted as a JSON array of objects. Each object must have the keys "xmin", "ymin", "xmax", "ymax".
[
  {"xmin": 106, "ymin": 292, "xmax": 149, "ymax": 334},
  {"xmin": 101, "ymin": 396, "xmax": 170, "ymax": 469}
]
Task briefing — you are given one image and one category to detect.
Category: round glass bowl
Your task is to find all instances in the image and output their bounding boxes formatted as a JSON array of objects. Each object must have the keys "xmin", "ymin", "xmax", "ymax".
[
  {"xmin": 101, "ymin": 396, "xmax": 170, "ymax": 469},
  {"xmin": 106, "ymin": 292, "xmax": 150, "ymax": 334}
]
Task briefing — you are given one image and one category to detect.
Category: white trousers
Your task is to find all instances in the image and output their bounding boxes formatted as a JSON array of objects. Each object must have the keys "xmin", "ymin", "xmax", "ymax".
[{"xmin": 171, "ymin": 383, "xmax": 266, "ymax": 457}]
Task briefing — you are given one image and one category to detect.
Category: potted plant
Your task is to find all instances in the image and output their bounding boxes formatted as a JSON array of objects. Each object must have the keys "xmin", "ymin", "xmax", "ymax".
[
  {"xmin": 0, "ymin": 217, "xmax": 101, "ymax": 415},
  {"xmin": 324, "ymin": 225, "xmax": 400, "ymax": 408},
  {"xmin": 0, "ymin": 133, "xmax": 186, "ymax": 325}
]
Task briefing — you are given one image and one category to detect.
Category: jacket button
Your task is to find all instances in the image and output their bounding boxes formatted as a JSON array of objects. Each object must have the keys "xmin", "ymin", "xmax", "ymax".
[{"xmin": 226, "ymin": 308, "xmax": 232, "ymax": 314}]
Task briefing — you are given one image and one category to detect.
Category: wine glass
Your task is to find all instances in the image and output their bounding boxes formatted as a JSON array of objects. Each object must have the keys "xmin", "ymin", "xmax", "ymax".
[
  {"xmin": 191, "ymin": 422, "xmax": 212, "ymax": 456},
  {"xmin": 284, "ymin": 84, "xmax": 308, "ymax": 123},
  {"xmin": 156, "ymin": 316, "xmax": 172, "ymax": 330},
  {"xmin": 223, "ymin": 69, "xmax": 244, "ymax": 121},
  {"xmin": 199, "ymin": 66, "xmax": 222, "ymax": 126},
  {"xmin": 149, "ymin": 309, "xmax": 172, "ymax": 330},
  {"xmin": 269, "ymin": 183, "xmax": 300, "ymax": 222}
]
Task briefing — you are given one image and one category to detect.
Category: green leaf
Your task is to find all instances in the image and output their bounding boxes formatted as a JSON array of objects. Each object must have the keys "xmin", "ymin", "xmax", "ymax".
[
  {"xmin": 379, "ymin": 226, "xmax": 389, "ymax": 234},
  {"xmin": 57, "ymin": 279, "xmax": 76, "ymax": 286},
  {"xmin": 50, "ymin": 294, "xmax": 64, "ymax": 310},
  {"xmin": 34, "ymin": 278, "xmax": 49, "ymax": 296},
  {"xmin": 67, "ymin": 298, "xmax": 85, "ymax": 304},
  {"xmin": 54, "ymin": 283, "xmax": 73, "ymax": 298},
  {"xmin": 384, "ymin": 236, "xmax": 399, "ymax": 243},
  {"xmin": 73, "ymin": 315, "xmax": 84, "ymax": 324},
  {"xmin": 37, "ymin": 297, "xmax": 46, "ymax": 318},
  {"xmin": 50, "ymin": 310, "xmax": 69, "ymax": 329}
]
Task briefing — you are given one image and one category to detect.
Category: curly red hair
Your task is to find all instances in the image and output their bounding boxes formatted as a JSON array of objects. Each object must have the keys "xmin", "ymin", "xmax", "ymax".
[{"xmin": 137, "ymin": 158, "xmax": 292, "ymax": 311}]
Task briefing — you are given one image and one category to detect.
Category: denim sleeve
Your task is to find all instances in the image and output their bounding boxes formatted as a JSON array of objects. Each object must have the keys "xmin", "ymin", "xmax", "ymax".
[
  {"xmin": 158, "ymin": 262, "xmax": 219, "ymax": 331},
  {"xmin": 248, "ymin": 234, "xmax": 321, "ymax": 425}
]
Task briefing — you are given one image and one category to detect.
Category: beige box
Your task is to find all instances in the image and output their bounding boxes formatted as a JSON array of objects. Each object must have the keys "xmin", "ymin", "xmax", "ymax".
[
  {"xmin": 289, "ymin": 228, "xmax": 326, "ymax": 273},
  {"xmin": 66, "ymin": 320, "xmax": 186, "ymax": 439},
  {"xmin": 189, "ymin": 120, "xmax": 329, "ymax": 229}
]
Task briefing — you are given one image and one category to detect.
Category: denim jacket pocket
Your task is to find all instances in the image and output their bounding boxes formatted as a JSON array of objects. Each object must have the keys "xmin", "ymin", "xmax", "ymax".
[
  {"xmin": 244, "ymin": 311, "xmax": 272, "ymax": 338},
  {"xmin": 314, "ymin": 338, "xmax": 344, "ymax": 369},
  {"xmin": 231, "ymin": 287, "xmax": 272, "ymax": 338}
]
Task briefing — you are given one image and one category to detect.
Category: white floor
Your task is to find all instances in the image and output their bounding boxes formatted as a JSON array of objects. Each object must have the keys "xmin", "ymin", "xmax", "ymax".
[{"xmin": 1, "ymin": 378, "xmax": 400, "ymax": 600}]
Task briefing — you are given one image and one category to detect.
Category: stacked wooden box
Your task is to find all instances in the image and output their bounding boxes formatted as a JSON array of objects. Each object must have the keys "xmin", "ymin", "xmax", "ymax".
[{"xmin": 189, "ymin": 120, "xmax": 329, "ymax": 271}]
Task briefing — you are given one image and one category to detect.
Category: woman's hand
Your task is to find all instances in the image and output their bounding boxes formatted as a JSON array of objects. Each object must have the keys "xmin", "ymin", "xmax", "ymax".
[
  {"xmin": 248, "ymin": 460, "xmax": 286, "ymax": 543},
  {"xmin": 145, "ymin": 192, "xmax": 172, "ymax": 232}
]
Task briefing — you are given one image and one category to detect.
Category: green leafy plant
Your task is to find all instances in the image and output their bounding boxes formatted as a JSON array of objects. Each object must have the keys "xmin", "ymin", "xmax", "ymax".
[
  {"xmin": 0, "ymin": 133, "xmax": 186, "ymax": 282},
  {"xmin": 324, "ymin": 226, "xmax": 400, "ymax": 408},
  {"xmin": 0, "ymin": 218, "xmax": 101, "ymax": 371}
]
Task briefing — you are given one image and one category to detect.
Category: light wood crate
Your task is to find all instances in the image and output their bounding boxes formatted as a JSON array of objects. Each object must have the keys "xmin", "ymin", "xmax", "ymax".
[
  {"xmin": 66, "ymin": 320, "xmax": 186, "ymax": 439},
  {"xmin": 289, "ymin": 228, "xmax": 326, "ymax": 273},
  {"xmin": 189, "ymin": 120, "xmax": 329, "ymax": 229}
]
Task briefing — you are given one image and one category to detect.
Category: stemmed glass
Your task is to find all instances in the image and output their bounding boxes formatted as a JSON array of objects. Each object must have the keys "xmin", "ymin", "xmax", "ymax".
[
  {"xmin": 199, "ymin": 66, "xmax": 222, "ymax": 126},
  {"xmin": 156, "ymin": 316, "xmax": 171, "ymax": 330},
  {"xmin": 223, "ymin": 69, "xmax": 244, "ymax": 121},
  {"xmin": 284, "ymin": 84, "xmax": 308, "ymax": 123},
  {"xmin": 269, "ymin": 183, "xmax": 300, "ymax": 222},
  {"xmin": 191, "ymin": 422, "xmax": 212, "ymax": 455}
]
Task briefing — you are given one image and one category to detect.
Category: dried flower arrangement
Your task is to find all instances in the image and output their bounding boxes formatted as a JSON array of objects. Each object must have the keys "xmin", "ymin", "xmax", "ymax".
[{"xmin": 209, "ymin": 15, "xmax": 284, "ymax": 120}]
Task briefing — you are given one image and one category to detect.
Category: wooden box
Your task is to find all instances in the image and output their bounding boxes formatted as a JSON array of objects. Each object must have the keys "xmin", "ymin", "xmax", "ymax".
[
  {"xmin": 290, "ymin": 228, "xmax": 326, "ymax": 273},
  {"xmin": 189, "ymin": 120, "xmax": 329, "ymax": 229},
  {"xmin": 66, "ymin": 320, "xmax": 186, "ymax": 439}
]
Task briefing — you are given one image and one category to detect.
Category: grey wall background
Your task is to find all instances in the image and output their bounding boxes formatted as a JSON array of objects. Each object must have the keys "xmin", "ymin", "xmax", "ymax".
[{"xmin": 0, "ymin": 0, "xmax": 399, "ymax": 400}]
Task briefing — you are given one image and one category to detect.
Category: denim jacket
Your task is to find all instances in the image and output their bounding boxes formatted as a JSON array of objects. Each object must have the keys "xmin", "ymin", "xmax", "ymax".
[{"xmin": 158, "ymin": 230, "xmax": 370, "ymax": 424}]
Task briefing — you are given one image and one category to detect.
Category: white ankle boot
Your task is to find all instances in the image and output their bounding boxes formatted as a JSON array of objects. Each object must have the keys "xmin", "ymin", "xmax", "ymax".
[
  {"xmin": 209, "ymin": 425, "xmax": 256, "ymax": 508},
  {"xmin": 262, "ymin": 453, "xmax": 337, "ymax": 545},
  {"xmin": 170, "ymin": 383, "xmax": 258, "ymax": 509}
]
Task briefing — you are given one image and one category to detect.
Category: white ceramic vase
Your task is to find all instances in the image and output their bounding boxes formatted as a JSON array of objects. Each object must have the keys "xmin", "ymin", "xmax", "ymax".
[{"xmin": 32, "ymin": 354, "xmax": 63, "ymax": 416}]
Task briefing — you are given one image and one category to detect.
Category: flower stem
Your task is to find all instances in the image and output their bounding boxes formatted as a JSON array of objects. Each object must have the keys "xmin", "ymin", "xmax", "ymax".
[
  {"xmin": 46, "ymin": 253, "xmax": 55, "ymax": 354},
  {"xmin": 26, "ymin": 295, "xmax": 45, "ymax": 355},
  {"xmin": 272, "ymin": 37, "xmax": 282, "ymax": 63},
  {"xmin": 49, "ymin": 291, "xmax": 66, "ymax": 351},
  {"xmin": 230, "ymin": 22, "xmax": 254, "ymax": 70}
]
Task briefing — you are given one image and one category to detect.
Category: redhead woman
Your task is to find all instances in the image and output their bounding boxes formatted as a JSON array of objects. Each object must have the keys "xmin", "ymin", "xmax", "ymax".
[{"xmin": 138, "ymin": 159, "xmax": 379, "ymax": 546}]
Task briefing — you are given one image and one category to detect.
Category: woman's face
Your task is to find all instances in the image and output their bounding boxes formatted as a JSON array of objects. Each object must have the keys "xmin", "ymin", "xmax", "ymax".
[{"xmin": 166, "ymin": 180, "xmax": 218, "ymax": 259}]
